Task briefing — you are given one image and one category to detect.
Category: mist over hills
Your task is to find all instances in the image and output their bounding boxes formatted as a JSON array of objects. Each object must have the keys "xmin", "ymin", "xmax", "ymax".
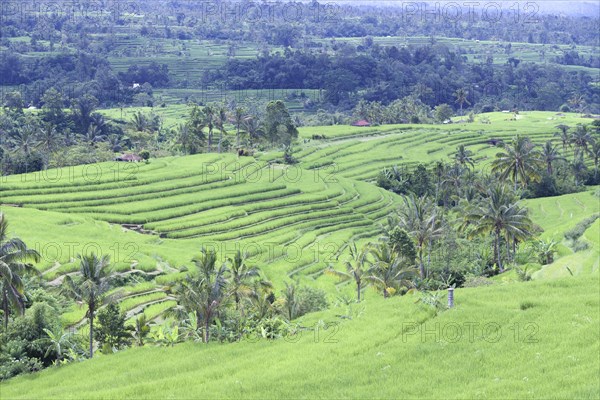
[{"xmin": 335, "ymin": 1, "xmax": 600, "ymax": 17}]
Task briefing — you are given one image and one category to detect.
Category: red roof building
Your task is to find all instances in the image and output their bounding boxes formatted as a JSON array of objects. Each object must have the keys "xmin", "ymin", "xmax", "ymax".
[{"xmin": 351, "ymin": 120, "xmax": 371, "ymax": 127}]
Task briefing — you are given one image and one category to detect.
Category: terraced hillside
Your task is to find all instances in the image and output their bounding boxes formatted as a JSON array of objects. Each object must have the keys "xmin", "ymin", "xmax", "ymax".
[
  {"xmin": 289, "ymin": 112, "xmax": 593, "ymax": 182},
  {"xmin": 0, "ymin": 112, "xmax": 596, "ymax": 331},
  {"xmin": 0, "ymin": 152, "xmax": 399, "ymax": 326}
]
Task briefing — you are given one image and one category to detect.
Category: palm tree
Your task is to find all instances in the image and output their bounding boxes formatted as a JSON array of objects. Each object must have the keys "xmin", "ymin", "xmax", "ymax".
[
  {"xmin": 587, "ymin": 140, "xmax": 600, "ymax": 179},
  {"xmin": 568, "ymin": 93, "xmax": 586, "ymax": 115},
  {"xmin": 491, "ymin": 135, "xmax": 543, "ymax": 189},
  {"xmin": 130, "ymin": 111, "xmax": 148, "ymax": 132},
  {"xmin": 83, "ymin": 125, "xmax": 106, "ymax": 146},
  {"xmin": 228, "ymin": 251, "xmax": 270, "ymax": 313},
  {"xmin": 232, "ymin": 107, "xmax": 247, "ymax": 148},
  {"xmin": 366, "ymin": 242, "xmax": 416, "ymax": 298},
  {"xmin": 90, "ymin": 113, "xmax": 107, "ymax": 134},
  {"xmin": 242, "ymin": 116, "xmax": 264, "ymax": 147},
  {"xmin": 461, "ymin": 185, "xmax": 534, "ymax": 272},
  {"xmin": 0, "ymin": 213, "xmax": 41, "ymax": 329},
  {"xmin": 36, "ymin": 123, "xmax": 61, "ymax": 155},
  {"xmin": 554, "ymin": 124, "xmax": 571, "ymax": 152},
  {"xmin": 61, "ymin": 253, "xmax": 112, "ymax": 358},
  {"xmin": 570, "ymin": 125, "xmax": 594, "ymax": 160},
  {"xmin": 325, "ymin": 242, "xmax": 370, "ymax": 302},
  {"xmin": 397, "ymin": 194, "xmax": 443, "ymax": 279},
  {"xmin": 8, "ymin": 124, "xmax": 40, "ymax": 155},
  {"xmin": 133, "ymin": 313, "xmax": 150, "ymax": 346},
  {"xmin": 454, "ymin": 88, "xmax": 470, "ymax": 117},
  {"xmin": 540, "ymin": 141, "xmax": 565, "ymax": 175},
  {"xmin": 454, "ymin": 144, "xmax": 475, "ymax": 169},
  {"xmin": 202, "ymin": 105, "xmax": 216, "ymax": 152},
  {"xmin": 571, "ymin": 154, "xmax": 588, "ymax": 186},
  {"xmin": 215, "ymin": 106, "xmax": 228, "ymax": 153},
  {"xmin": 175, "ymin": 249, "xmax": 229, "ymax": 343}
]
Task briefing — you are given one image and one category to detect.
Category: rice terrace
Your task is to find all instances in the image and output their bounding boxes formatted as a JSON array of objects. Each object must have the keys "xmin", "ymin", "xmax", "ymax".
[{"xmin": 0, "ymin": 1, "xmax": 599, "ymax": 399}]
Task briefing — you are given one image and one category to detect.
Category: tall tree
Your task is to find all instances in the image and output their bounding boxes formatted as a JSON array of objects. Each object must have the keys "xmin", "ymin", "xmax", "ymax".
[
  {"xmin": 554, "ymin": 124, "xmax": 571, "ymax": 152},
  {"xmin": 454, "ymin": 88, "xmax": 470, "ymax": 116},
  {"xmin": 587, "ymin": 140, "xmax": 600, "ymax": 179},
  {"xmin": 461, "ymin": 185, "xmax": 535, "ymax": 272},
  {"xmin": 232, "ymin": 107, "xmax": 247, "ymax": 148},
  {"xmin": 325, "ymin": 242, "xmax": 370, "ymax": 302},
  {"xmin": 264, "ymin": 100, "xmax": 298, "ymax": 147},
  {"xmin": 540, "ymin": 141, "xmax": 565, "ymax": 175},
  {"xmin": 61, "ymin": 254, "xmax": 112, "ymax": 358},
  {"xmin": 366, "ymin": 242, "xmax": 416, "ymax": 298},
  {"xmin": 397, "ymin": 194, "xmax": 442, "ymax": 279},
  {"xmin": 215, "ymin": 106, "xmax": 228, "ymax": 153},
  {"xmin": 491, "ymin": 135, "xmax": 543, "ymax": 189},
  {"xmin": 454, "ymin": 144, "xmax": 475, "ymax": 169},
  {"xmin": 202, "ymin": 105, "xmax": 216, "ymax": 152},
  {"xmin": 228, "ymin": 251, "xmax": 270, "ymax": 313},
  {"xmin": 570, "ymin": 125, "xmax": 594, "ymax": 160},
  {"xmin": 0, "ymin": 213, "xmax": 41, "ymax": 329},
  {"xmin": 242, "ymin": 116, "xmax": 264, "ymax": 147},
  {"xmin": 175, "ymin": 249, "xmax": 229, "ymax": 343}
]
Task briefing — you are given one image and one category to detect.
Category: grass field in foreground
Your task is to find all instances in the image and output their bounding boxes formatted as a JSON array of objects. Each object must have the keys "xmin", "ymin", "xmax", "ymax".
[{"xmin": 1, "ymin": 273, "xmax": 598, "ymax": 399}]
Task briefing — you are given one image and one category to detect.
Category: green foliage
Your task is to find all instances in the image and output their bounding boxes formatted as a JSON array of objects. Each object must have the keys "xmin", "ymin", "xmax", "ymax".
[
  {"xmin": 264, "ymin": 101, "xmax": 298, "ymax": 147},
  {"xmin": 95, "ymin": 303, "xmax": 132, "ymax": 350}
]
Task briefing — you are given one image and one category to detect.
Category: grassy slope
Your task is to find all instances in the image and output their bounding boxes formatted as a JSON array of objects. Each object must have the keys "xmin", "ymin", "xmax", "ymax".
[{"xmin": 2, "ymin": 274, "xmax": 598, "ymax": 399}]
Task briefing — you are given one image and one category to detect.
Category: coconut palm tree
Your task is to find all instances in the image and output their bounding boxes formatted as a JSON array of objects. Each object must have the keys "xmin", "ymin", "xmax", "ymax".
[
  {"xmin": 83, "ymin": 125, "xmax": 106, "ymax": 146},
  {"xmin": 366, "ymin": 242, "xmax": 417, "ymax": 298},
  {"xmin": 554, "ymin": 124, "xmax": 571, "ymax": 152},
  {"xmin": 228, "ymin": 251, "xmax": 270, "ymax": 313},
  {"xmin": 0, "ymin": 213, "xmax": 41, "ymax": 329},
  {"xmin": 242, "ymin": 116, "xmax": 264, "ymax": 147},
  {"xmin": 61, "ymin": 253, "xmax": 112, "ymax": 358},
  {"xmin": 570, "ymin": 125, "xmax": 594, "ymax": 160},
  {"xmin": 215, "ymin": 106, "xmax": 228, "ymax": 153},
  {"xmin": 587, "ymin": 140, "xmax": 600, "ymax": 179},
  {"xmin": 36, "ymin": 123, "xmax": 62, "ymax": 155},
  {"xmin": 325, "ymin": 242, "xmax": 370, "ymax": 302},
  {"xmin": 175, "ymin": 249, "xmax": 229, "ymax": 343},
  {"xmin": 491, "ymin": 135, "xmax": 543, "ymax": 189},
  {"xmin": 454, "ymin": 144, "xmax": 475, "ymax": 169},
  {"xmin": 397, "ymin": 194, "xmax": 443, "ymax": 279},
  {"xmin": 571, "ymin": 154, "xmax": 588, "ymax": 186},
  {"xmin": 460, "ymin": 185, "xmax": 534, "ymax": 272},
  {"xmin": 454, "ymin": 88, "xmax": 470, "ymax": 117},
  {"xmin": 202, "ymin": 105, "xmax": 216, "ymax": 152},
  {"xmin": 130, "ymin": 111, "xmax": 148, "ymax": 132},
  {"xmin": 8, "ymin": 124, "xmax": 40, "ymax": 155},
  {"xmin": 540, "ymin": 141, "xmax": 565, "ymax": 175},
  {"xmin": 232, "ymin": 107, "xmax": 247, "ymax": 148},
  {"xmin": 133, "ymin": 313, "xmax": 150, "ymax": 346}
]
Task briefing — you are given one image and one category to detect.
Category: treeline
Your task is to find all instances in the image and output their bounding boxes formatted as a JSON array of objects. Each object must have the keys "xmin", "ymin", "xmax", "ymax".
[
  {"xmin": 212, "ymin": 46, "xmax": 598, "ymax": 112},
  {"xmin": 377, "ymin": 124, "xmax": 600, "ymax": 201},
  {"xmin": 2, "ymin": 1, "xmax": 597, "ymax": 46},
  {"xmin": 0, "ymin": 91, "xmax": 297, "ymax": 175},
  {"xmin": 0, "ymin": 53, "xmax": 169, "ymax": 106}
]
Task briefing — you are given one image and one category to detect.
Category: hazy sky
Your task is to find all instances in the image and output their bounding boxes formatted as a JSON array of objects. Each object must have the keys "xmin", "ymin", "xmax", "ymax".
[{"xmin": 333, "ymin": 1, "xmax": 600, "ymax": 17}]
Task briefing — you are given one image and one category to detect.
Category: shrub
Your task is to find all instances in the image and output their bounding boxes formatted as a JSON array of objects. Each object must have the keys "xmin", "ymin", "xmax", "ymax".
[
  {"xmin": 463, "ymin": 276, "xmax": 494, "ymax": 287},
  {"xmin": 520, "ymin": 301, "xmax": 536, "ymax": 310}
]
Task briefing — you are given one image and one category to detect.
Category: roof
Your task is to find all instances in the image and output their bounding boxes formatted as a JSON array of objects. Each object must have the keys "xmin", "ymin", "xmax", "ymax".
[
  {"xmin": 351, "ymin": 120, "xmax": 371, "ymax": 127},
  {"xmin": 116, "ymin": 153, "xmax": 142, "ymax": 162}
]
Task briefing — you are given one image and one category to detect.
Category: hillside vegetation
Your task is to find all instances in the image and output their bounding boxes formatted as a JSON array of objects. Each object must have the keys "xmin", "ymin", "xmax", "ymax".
[{"xmin": 2, "ymin": 272, "xmax": 598, "ymax": 399}]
